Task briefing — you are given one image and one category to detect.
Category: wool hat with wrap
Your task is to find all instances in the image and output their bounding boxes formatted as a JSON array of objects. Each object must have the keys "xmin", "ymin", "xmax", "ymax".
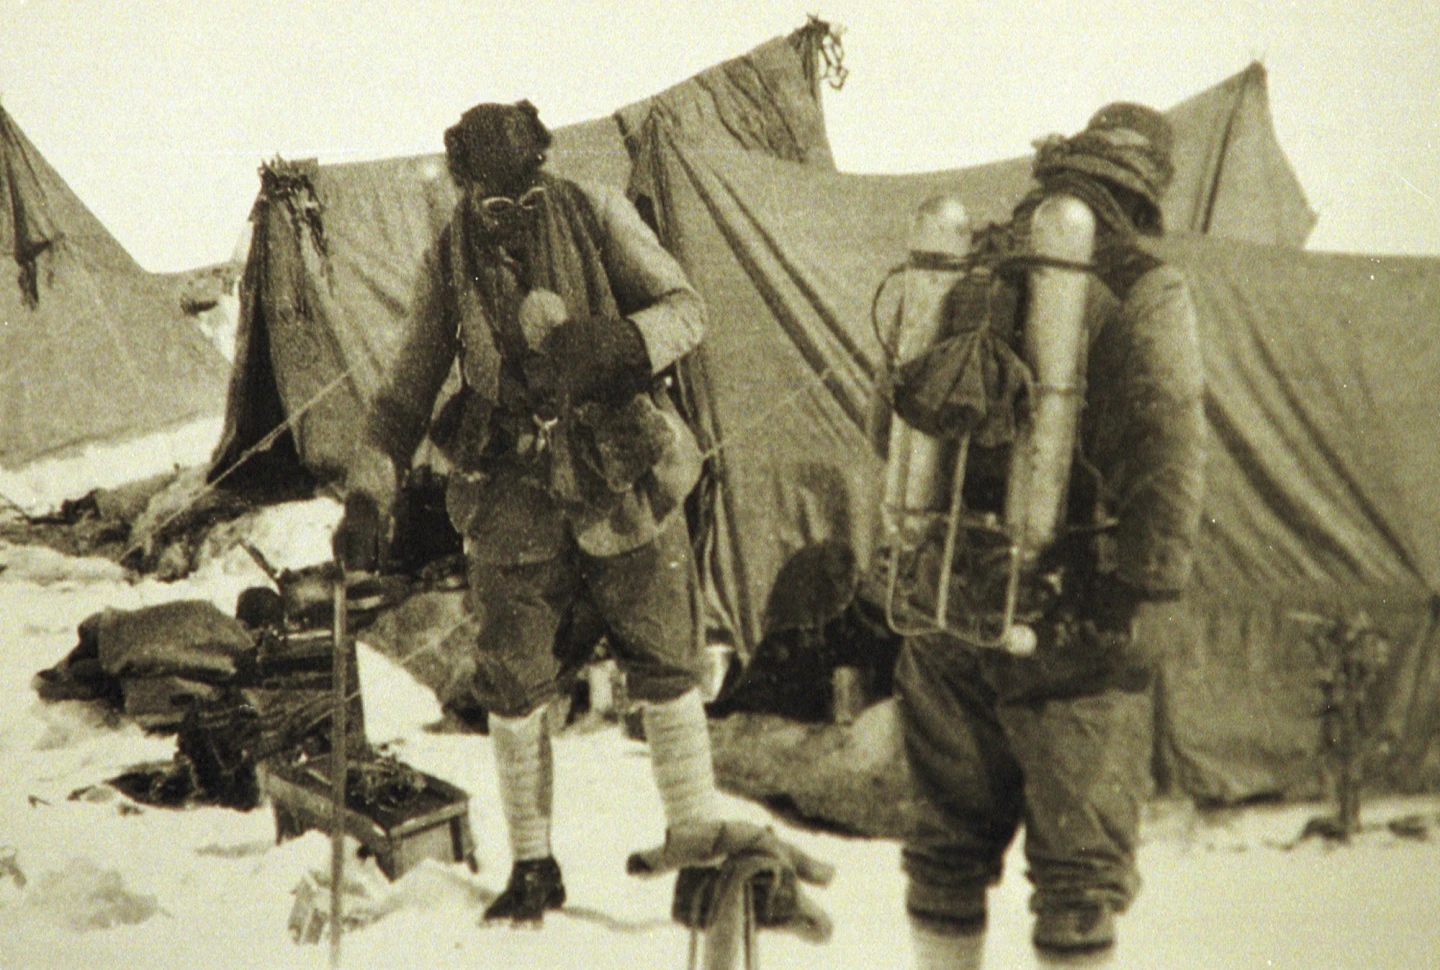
[{"xmin": 1030, "ymin": 101, "xmax": 1175, "ymax": 234}]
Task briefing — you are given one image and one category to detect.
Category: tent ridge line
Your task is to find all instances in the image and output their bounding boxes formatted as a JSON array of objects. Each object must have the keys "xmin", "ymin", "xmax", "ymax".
[{"xmin": 1196, "ymin": 68, "xmax": 1254, "ymax": 235}]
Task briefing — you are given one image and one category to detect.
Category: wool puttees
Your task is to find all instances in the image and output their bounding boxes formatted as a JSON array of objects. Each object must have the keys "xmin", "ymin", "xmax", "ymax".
[
  {"xmin": 489, "ymin": 705, "xmax": 554, "ymax": 862},
  {"xmin": 642, "ymin": 688, "xmax": 720, "ymax": 829}
]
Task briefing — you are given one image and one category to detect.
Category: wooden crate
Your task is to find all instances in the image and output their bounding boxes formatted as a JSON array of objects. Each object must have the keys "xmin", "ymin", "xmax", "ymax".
[
  {"xmin": 259, "ymin": 754, "xmax": 477, "ymax": 880},
  {"xmin": 239, "ymin": 627, "xmax": 367, "ymax": 758}
]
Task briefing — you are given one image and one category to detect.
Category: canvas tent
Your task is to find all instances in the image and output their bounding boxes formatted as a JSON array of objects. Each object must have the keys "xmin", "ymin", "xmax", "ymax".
[
  {"xmin": 1148, "ymin": 237, "xmax": 1440, "ymax": 801},
  {"xmin": 209, "ymin": 23, "xmax": 1440, "ymax": 806},
  {"xmin": 210, "ymin": 32, "xmax": 1311, "ymax": 549},
  {"xmin": 210, "ymin": 23, "xmax": 841, "ymax": 487},
  {"xmin": 0, "ymin": 104, "xmax": 231, "ymax": 472},
  {"xmin": 630, "ymin": 89, "xmax": 1440, "ymax": 802}
]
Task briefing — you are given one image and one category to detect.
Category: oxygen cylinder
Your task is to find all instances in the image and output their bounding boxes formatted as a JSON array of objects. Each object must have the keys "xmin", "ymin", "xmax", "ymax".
[
  {"xmin": 882, "ymin": 194, "xmax": 971, "ymax": 545},
  {"xmin": 1004, "ymin": 193, "xmax": 1095, "ymax": 564}
]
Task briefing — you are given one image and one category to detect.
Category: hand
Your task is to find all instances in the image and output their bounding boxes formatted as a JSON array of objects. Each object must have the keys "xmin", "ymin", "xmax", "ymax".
[
  {"xmin": 331, "ymin": 491, "xmax": 390, "ymax": 574},
  {"xmin": 537, "ymin": 314, "xmax": 652, "ymax": 406}
]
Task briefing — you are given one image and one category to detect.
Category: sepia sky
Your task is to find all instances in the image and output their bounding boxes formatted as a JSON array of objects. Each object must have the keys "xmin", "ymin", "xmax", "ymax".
[{"xmin": 1, "ymin": 0, "xmax": 1437, "ymax": 272}]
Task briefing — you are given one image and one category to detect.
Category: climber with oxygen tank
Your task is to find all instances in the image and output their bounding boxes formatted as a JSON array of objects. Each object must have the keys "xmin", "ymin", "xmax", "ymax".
[{"xmin": 877, "ymin": 103, "xmax": 1206, "ymax": 963}]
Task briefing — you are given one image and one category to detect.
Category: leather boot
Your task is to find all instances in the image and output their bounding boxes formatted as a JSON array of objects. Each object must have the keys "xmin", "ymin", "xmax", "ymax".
[
  {"xmin": 483, "ymin": 856, "xmax": 566, "ymax": 923},
  {"xmin": 1032, "ymin": 901, "xmax": 1116, "ymax": 954}
]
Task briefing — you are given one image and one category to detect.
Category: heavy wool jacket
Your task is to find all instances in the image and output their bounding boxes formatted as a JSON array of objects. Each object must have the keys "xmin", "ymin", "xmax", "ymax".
[
  {"xmin": 1081, "ymin": 254, "xmax": 1207, "ymax": 597},
  {"xmin": 362, "ymin": 173, "xmax": 706, "ymax": 563}
]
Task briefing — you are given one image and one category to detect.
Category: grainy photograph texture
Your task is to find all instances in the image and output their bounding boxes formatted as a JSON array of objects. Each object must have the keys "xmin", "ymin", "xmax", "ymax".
[{"xmin": 1, "ymin": 3, "xmax": 1438, "ymax": 969}]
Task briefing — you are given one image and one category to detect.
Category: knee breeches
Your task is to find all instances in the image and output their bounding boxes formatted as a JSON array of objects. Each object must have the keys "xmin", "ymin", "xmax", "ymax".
[
  {"xmin": 464, "ymin": 517, "xmax": 703, "ymax": 718},
  {"xmin": 895, "ymin": 631, "xmax": 1152, "ymax": 919}
]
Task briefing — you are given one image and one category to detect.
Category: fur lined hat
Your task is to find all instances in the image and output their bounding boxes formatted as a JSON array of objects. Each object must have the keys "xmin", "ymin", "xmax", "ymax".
[{"xmin": 444, "ymin": 100, "xmax": 552, "ymax": 196}]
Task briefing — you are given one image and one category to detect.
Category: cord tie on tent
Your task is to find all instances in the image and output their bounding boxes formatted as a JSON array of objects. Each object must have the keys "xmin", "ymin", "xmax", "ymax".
[
  {"xmin": 258, "ymin": 157, "xmax": 329, "ymax": 264},
  {"xmin": 792, "ymin": 16, "xmax": 848, "ymax": 92},
  {"xmin": 16, "ymin": 245, "xmax": 49, "ymax": 308},
  {"xmin": 3, "ymin": 117, "xmax": 62, "ymax": 307}
]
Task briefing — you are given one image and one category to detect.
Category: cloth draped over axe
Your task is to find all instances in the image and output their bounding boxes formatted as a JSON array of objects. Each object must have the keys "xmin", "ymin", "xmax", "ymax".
[{"xmin": 626, "ymin": 819, "xmax": 835, "ymax": 967}]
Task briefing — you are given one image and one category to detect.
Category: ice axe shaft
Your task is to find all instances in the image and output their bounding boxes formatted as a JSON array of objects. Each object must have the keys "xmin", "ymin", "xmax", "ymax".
[
  {"xmin": 742, "ymin": 880, "xmax": 758, "ymax": 970},
  {"xmin": 685, "ymin": 878, "xmax": 759, "ymax": 970},
  {"xmin": 328, "ymin": 565, "xmax": 349, "ymax": 968}
]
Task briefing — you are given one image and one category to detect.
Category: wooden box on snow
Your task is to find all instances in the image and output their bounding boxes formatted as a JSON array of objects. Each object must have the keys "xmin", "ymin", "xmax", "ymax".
[{"xmin": 259, "ymin": 754, "xmax": 477, "ymax": 880}]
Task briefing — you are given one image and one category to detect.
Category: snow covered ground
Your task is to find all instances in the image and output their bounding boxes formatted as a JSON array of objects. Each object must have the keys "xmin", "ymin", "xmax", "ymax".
[{"xmin": 2, "ymin": 534, "xmax": 1438, "ymax": 970}]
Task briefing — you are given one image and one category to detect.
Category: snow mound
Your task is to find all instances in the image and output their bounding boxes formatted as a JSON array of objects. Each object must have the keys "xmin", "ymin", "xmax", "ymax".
[
  {"xmin": 710, "ymin": 699, "xmax": 917, "ymax": 837},
  {"xmin": 20, "ymin": 857, "xmax": 160, "ymax": 931},
  {"xmin": 0, "ymin": 416, "xmax": 224, "ymax": 517},
  {"xmin": 0, "ymin": 542, "xmax": 128, "ymax": 586},
  {"xmin": 194, "ymin": 498, "xmax": 343, "ymax": 579}
]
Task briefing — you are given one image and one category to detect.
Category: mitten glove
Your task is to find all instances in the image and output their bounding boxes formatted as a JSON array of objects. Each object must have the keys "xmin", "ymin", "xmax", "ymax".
[{"xmin": 537, "ymin": 314, "xmax": 652, "ymax": 406}]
